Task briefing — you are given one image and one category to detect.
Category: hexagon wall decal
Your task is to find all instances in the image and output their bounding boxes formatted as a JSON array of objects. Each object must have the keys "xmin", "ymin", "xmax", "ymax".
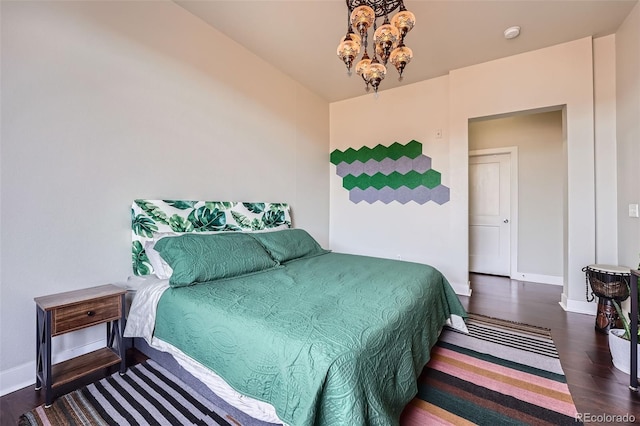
[{"xmin": 330, "ymin": 140, "xmax": 450, "ymax": 205}]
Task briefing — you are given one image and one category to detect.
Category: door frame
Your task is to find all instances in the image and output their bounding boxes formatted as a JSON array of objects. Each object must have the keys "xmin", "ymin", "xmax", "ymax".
[{"xmin": 469, "ymin": 146, "xmax": 519, "ymax": 279}]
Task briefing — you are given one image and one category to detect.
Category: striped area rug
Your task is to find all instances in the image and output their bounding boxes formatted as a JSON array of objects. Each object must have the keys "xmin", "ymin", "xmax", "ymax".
[
  {"xmin": 401, "ymin": 313, "xmax": 582, "ymax": 426},
  {"xmin": 18, "ymin": 360, "xmax": 241, "ymax": 426}
]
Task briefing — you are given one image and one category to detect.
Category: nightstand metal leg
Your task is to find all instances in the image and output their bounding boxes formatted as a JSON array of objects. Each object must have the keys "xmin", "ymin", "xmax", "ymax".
[
  {"xmin": 106, "ymin": 294, "xmax": 127, "ymax": 374},
  {"xmin": 118, "ymin": 293, "xmax": 126, "ymax": 374},
  {"xmin": 35, "ymin": 306, "xmax": 52, "ymax": 404},
  {"xmin": 106, "ymin": 321, "xmax": 114, "ymax": 347},
  {"xmin": 44, "ymin": 310, "xmax": 53, "ymax": 407},
  {"xmin": 35, "ymin": 307, "xmax": 43, "ymax": 391}
]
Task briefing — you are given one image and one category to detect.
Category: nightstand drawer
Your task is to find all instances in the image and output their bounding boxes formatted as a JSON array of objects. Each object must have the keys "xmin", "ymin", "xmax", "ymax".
[{"xmin": 52, "ymin": 295, "xmax": 121, "ymax": 335}]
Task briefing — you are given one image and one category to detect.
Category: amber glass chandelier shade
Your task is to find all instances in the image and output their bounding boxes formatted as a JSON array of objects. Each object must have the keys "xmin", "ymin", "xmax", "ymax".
[
  {"xmin": 339, "ymin": 32, "xmax": 362, "ymax": 49},
  {"xmin": 367, "ymin": 60, "xmax": 387, "ymax": 93},
  {"xmin": 355, "ymin": 55, "xmax": 372, "ymax": 79},
  {"xmin": 389, "ymin": 44, "xmax": 413, "ymax": 80},
  {"xmin": 373, "ymin": 23, "xmax": 400, "ymax": 64},
  {"xmin": 350, "ymin": 5, "xmax": 375, "ymax": 36},
  {"xmin": 337, "ymin": 35, "xmax": 361, "ymax": 74},
  {"xmin": 391, "ymin": 10, "xmax": 416, "ymax": 38},
  {"xmin": 374, "ymin": 23, "xmax": 400, "ymax": 46}
]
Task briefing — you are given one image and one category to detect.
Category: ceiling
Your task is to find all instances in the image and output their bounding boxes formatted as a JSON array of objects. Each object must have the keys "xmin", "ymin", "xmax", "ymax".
[{"xmin": 174, "ymin": 0, "xmax": 638, "ymax": 103}]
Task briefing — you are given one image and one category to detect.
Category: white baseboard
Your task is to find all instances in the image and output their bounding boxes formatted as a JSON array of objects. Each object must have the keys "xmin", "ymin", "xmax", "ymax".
[
  {"xmin": 512, "ymin": 272, "xmax": 563, "ymax": 286},
  {"xmin": 0, "ymin": 339, "xmax": 106, "ymax": 397},
  {"xmin": 452, "ymin": 281, "xmax": 472, "ymax": 297},
  {"xmin": 559, "ymin": 293, "xmax": 597, "ymax": 315}
]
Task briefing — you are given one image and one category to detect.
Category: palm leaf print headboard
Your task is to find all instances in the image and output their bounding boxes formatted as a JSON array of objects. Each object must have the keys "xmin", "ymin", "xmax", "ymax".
[{"xmin": 131, "ymin": 200, "xmax": 291, "ymax": 276}]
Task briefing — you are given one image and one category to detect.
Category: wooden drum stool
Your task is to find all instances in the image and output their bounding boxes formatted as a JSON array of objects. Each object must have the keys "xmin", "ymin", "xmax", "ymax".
[{"xmin": 584, "ymin": 264, "xmax": 630, "ymax": 334}]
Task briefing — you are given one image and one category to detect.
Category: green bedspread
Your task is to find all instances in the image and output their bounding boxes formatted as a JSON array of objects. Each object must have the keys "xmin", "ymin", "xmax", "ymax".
[{"xmin": 154, "ymin": 252, "xmax": 467, "ymax": 426}]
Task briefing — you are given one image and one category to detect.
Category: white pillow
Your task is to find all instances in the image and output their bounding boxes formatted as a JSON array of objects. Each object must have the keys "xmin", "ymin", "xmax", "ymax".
[
  {"xmin": 145, "ymin": 235, "xmax": 175, "ymax": 279},
  {"xmin": 119, "ymin": 275, "xmax": 159, "ymax": 291}
]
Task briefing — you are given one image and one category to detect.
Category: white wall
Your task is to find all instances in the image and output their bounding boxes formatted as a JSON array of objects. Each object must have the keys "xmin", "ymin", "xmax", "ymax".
[
  {"xmin": 593, "ymin": 35, "xmax": 619, "ymax": 265},
  {"xmin": 449, "ymin": 37, "xmax": 596, "ymax": 311},
  {"xmin": 328, "ymin": 77, "xmax": 469, "ymax": 293},
  {"xmin": 616, "ymin": 2, "xmax": 640, "ymax": 271},
  {"xmin": 469, "ymin": 111, "xmax": 564, "ymax": 280},
  {"xmin": 0, "ymin": 1, "xmax": 329, "ymax": 395},
  {"xmin": 331, "ymin": 38, "xmax": 602, "ymax": 307}
]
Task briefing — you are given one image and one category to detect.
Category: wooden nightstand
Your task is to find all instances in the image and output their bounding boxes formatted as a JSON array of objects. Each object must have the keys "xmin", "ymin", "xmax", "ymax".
[{"xmin": 34, "ymin": 284, "xmax": 127, "ymax": 407}]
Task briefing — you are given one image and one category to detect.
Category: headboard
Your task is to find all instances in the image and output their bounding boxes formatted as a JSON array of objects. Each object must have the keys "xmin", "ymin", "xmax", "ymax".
[{"xmin": 131, "ymin": 200, "xmax": 291, "ymax": 276}]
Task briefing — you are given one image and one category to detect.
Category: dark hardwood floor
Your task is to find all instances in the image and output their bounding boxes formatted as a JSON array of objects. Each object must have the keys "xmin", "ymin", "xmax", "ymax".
[
  {"xmin": 462, "ymin": 273, "xmax": 640, "ymax": 423},
  {"xmin": 1, "ymin": 273, "xmax": 638, "ymax": 425}
]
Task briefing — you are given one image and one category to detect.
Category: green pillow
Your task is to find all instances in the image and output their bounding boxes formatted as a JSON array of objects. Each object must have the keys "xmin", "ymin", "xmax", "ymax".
[
  {"xmin": 250, "ymin": 229, "xmax": 329, "ymax": 263},
  {"xmin": 154, "ymin": 233, "xmax": 278, "ymax": 287}
]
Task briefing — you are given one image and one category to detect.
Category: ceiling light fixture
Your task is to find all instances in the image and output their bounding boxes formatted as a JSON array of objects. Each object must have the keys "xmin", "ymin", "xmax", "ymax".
[{"xmin": 337, "ymin": 0, "xmax": 416, "ymax": 95}]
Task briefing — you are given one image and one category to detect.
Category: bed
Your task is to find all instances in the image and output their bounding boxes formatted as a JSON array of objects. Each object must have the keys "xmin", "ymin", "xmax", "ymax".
[{"xmin": 124, "ymin": 200, "xmax": 467, "ymax": 426}]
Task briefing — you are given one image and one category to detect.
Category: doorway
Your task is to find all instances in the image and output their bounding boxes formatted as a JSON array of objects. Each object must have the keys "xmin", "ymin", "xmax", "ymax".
[{"xmin": 468, "ymin": 110, "xmax": 564, "ymax": 285}]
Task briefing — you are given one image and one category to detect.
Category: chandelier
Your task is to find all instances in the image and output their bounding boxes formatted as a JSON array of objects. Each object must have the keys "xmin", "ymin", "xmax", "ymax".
[{"xmin": 337, "ymin": 0, "xmax": 416, "ymax": 94}]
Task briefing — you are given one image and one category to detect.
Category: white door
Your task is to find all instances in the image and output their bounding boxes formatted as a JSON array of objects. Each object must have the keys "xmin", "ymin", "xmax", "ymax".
[{"xmin": 469, "ymin": 153, "xmax": 511, "ymax": 276}]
